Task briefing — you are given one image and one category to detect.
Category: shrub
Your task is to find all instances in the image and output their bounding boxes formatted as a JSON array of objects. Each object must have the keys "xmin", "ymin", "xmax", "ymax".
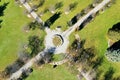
[{"xmin": 105, "ymin": 49, "xmax": 120, "ymax": 62}]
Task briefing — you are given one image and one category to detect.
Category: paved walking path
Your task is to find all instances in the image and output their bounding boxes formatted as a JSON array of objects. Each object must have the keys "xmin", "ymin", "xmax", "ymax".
[
  {"xmin": 50, "ymin": 59, "xmax": 68, "ymax": 65},
  {"xmin": 20, "ymin": 0, "xmax": 44, "ymax": 24},
  {"xmin": 78, "ymin": 68, "xmax": 96, "ymax": 80},
  {"xmin": 9, "ymin": 49, "xmax": 49, "ymax": 80},
  {"xmin": 9, "ymin": 0, "xmax": 111, "ymax": 79},
  {"xmin": 63, "ymin": 0, "xmax": 110, "ymax": 37}
]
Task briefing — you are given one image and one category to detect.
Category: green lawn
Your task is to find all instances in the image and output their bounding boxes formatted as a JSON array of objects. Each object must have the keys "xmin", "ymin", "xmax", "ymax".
[
  {"xmin": 0, "ymin": 0, "xmax": 46, "ymax": 71},
  {"xmin": 0, "ymin": 0, "xmax": 120, "ymax": 80},
  {"xmin": 0, "ymin": 0, "xmax": 31, "ymax": 71},
  {"xmin": 77, "ymin": 0, "xmax": 120, "ymax": 78},
  {"xmin": 27, "ymin": 64, "xmax": 77, "ymax": 80},
  {"xmin": 29, "ymin": 0, "xmax": 93, "ymax": 30}
]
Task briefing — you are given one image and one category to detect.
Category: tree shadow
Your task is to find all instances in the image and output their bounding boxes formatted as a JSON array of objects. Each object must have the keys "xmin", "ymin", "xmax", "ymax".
[
  {"xmin": 92, "ymin": 57, "xmax": 103, "ymax": 69},
  {"xmin": 67, "ymin": 14, "xmax": 80, "ymax": 26},
  {"xmin": 107, "ymin": 40, "xmax": 120, "ymax": 51},
  {"xmin": 28, "ymin": 35, "xmax": 44, "ymax": 57},
  {"xmin": 112, "ymin": 76, "xmax": 120, "ymax": 80},
  {"xmin": 44, "ymin": 12, "xmax": 61, "ymax": 27},
  {"xmin": 37, "ymin": 0, "xmax": 45, "ymax": 8},
  {"xmin": 0, "ymin": 20, "xmax": 2, "ymax": 23},
  {"xmin": 1, "ymin": 59, "xmax": 25, "ymax": 78},
  {"xmin": 71, "ymin": 39, "xmax": 85, "ymax": 49},
  {"xmin": 79, "ymin": 15, "xmax": 93, "ymax": 30},
  {"xmin": 0, "ymin": 20, "xmax": 3, "ymax": 28},
  {"xmin": 69, "ymin": 2, "xmax": 78, "ymax": 11},
  {"xmin": 55, "ymin": 1, "xmax": 63, "ymax": 10},
  {"xmin": 0, "ymin": 2, "xmax": 9, "ymax": 16},
  {"xmin": 109, "ymin": 22, "xmax": 120, "ymax": 32},
  {"xmin": 104, "ymin": 67, "xmax": 115, "ymax": 80},
  {"xmin": 95, "ymin": 70, "xmax": 103, "ymax": 80},
  {"xmin": 36, "ymin": 47, "xmax": 56, "ymax": 66},
  {"xmin": 19, "ymin": 68, "xmax": 33, "ymax": 80}
]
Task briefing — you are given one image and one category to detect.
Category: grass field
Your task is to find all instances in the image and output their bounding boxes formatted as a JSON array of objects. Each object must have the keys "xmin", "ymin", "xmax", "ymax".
[
  {"xmin": 77, "ymin": 0, "xmax": 120, "ymax": 78},
  {"xmin": 0, "ymin": 0, "xmax": 30, "ymax": 71},
  {"xmin": 0, "ymin": 0, "xmax": 77, "ymax": 79},
  {"xmin": 0, "ymin": 0, "xmax": 120, "ymax": 80},
  {"xmin": 29, "ymin": 0, "xmax": 93, "ymax": 30},
  {"xmin": 0, "ymin": 0, "xmax": 46, "ymax": 71},
  {"xmin": 26, "ymin": 64, "xmax": 77, "ymax": 80}
]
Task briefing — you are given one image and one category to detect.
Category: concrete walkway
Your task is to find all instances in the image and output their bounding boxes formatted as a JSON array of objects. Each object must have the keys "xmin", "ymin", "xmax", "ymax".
[
  {"xmin": 63, "ymin": 0, "xmax": 110, "ymax": 37},
  {"xmin": 44, "ymin": 28, "xmax": 69, "ymax": 54},
  {"xmin": 20, "ymin": 0, "xmax": 44, "ymax": 24},
  {"xmin": 9, "ymin": 49, "xmax": 50, "ymax": 80},
  {"xmin": 9, "ymin": 0, "xmax": 111, "ymax": 79}
]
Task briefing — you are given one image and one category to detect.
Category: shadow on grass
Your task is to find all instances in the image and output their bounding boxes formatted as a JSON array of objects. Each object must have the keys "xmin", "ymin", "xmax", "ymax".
[
  {"xmin": 79, "ymin": 15, "xmax": 93, "ymax": 30},
  {"xmin": 92, "ymin": 57, "xmax": 103, "ymax": 69},
  {"xmin": 55, "ymin": 1, "xmax": 63, "ymax": 10},
  {"xmin": 104, "ymin": 67, "xmax": 115, "ymax": 80},
  {"xmin": 109, "ymin": 22, "xmax": 120, "ymax": 31},
  {"xmin": 44, "ymin": 12, "xmax": 61, "ymax": 27},
  {"xmin": 0, "ymin": 20, "xmax": 2, "ymax": 28},
  {"xmin": 108, "ymin": 40, "xmax": 120, "ymax": 51},
  {"xmin": 0, "ymin": 2, "xmax": 9, "ymax": 16}
]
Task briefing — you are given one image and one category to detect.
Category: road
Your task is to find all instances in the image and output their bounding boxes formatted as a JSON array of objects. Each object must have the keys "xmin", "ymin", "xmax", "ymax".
[{"xmin": 9, "ymin": 0, "xmax": 110, "ymax": 79}]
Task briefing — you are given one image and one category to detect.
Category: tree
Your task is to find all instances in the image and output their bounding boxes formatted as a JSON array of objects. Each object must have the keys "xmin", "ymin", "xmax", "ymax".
[
  {"xmin": 108, "ymin": 30, "xmax": 120, "ymax": 42},
  {"xmin": 105, "ymin": 39, "xmax": 120, "ymax": 62},
  {"xmin": 107, "ymin": 22, "xmax": 120, "ymax": 42},
  {"xmin": 37, "ymin": 0, "xmax": 45, "ymax": 8},
  {"xmin": 0, "ymin": 20, "xmax": 2, "ymax": 28},
  {"xmin": 28, "ymin": 20, "xmax": 43, "ymax": 30},
  {"xmin": 69, "ymin": 2, "xmax": 78, "ymax": 11},
  {"xmin": 104, "ymin": 67, "xmax": 115, "ymax": 80},
  {"xmin": 28, "ymin": 35, "xmax": 44, "ymax": 56},
  {"xmin": 105, "ymin": 49, "xmax": 120, "ymax": 62},
  {"xmin": 18, "ymin": 51, "xmax": 30, "ymax": 62},
  {"xmin": 1, "ymin": 59, "xmax": 25, "ymax": 78},
  {"xmin": 0, "ymin": 2, "xmax": 9, "ymax": 16},
  {"xmin": 55, "ymin": 2, "xmax": 63, "ymax": 10}
]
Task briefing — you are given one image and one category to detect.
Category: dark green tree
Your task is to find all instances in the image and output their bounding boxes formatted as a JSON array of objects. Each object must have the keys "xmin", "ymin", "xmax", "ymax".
[
  {"xmin": 28, "ymin": 35, "xmax": 43, "ymax": 56},
  {"xmin": 105, "ymin": 49, "xmax": 120, "ymax": 62}
]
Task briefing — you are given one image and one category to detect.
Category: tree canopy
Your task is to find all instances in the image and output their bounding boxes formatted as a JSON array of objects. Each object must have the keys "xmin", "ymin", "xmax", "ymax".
[{"xmin": 107, "ymin": 22, "xmax": 120, "ymax": 42}]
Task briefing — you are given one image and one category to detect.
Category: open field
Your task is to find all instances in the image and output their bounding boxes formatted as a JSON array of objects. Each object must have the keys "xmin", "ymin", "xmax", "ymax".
[
  {"xmin": 0, "ymin": 0, "xmax": 30, "ymax": 71},
  {"xmin": 0, "ymin": 0, "xmax": 46, "ymax": 71},
  {"xmin": 26, "ymin": 64, "xmax": 77, "ymax": 80},
  {"xmin": 78, "ymin": 0, "xmax": 120, "ymax": 78},
  {"xmin": 0, "ymin": 0, "xmax": 120, "ymax": 80},
  {"xmin": 29, "ymin": 0, "xmax": 93, "ymax": 30}
]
